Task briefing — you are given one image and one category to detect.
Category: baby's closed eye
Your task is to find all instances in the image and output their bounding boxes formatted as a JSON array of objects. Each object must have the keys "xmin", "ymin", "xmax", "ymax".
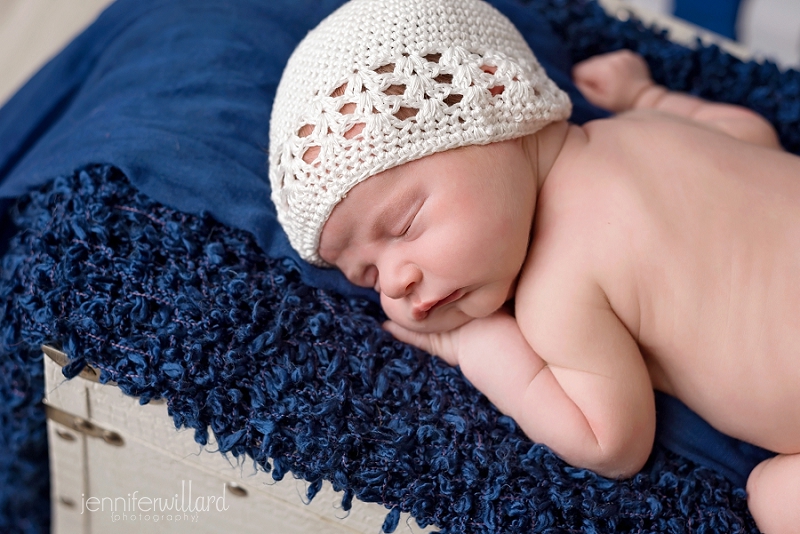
[
  {"xmin": 397, "ymin": 199, "xmax": 424, "ymax": 239},
  {"xmin": 400, "ymin": 207, "xmax": 419, "ymax": 237}
]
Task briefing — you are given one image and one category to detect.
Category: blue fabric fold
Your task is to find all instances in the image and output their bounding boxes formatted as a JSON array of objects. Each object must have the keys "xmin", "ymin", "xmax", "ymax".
[
  {"xmin": 0, "ymin": 0, "xmax": 777, "ymax": 502},
  {"xmin": 0, "ymin": 0, "xmax": 378, "ymax": 301},
  {"xmin": 654, "ymin": 392, "xmax": 775, "ymax": 489}
]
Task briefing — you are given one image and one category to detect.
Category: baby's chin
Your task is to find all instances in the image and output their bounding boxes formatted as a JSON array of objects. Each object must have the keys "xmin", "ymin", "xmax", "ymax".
[{"xmin": 393, "ymin": 313, "xmax": 472, "ymax": 333}]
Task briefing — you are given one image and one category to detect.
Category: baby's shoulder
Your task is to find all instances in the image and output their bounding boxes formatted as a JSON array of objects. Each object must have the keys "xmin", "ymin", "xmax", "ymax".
[
  {"xmin": 515, "ymin": 178, "xmax": 620, "ymax": 314},
  {"xmin": 578, "ymin": 110, "xmax": 674, "ymax": 146},
  {"xmin": 533, "ymin": 122, "xmax": 649, "ymax": 249},
  {"xmin": 515, "ymin": 126, "xmax": 648, "ymax": 335},
  {"xmin": 514, "ymin": 191, "xmax": 642, "ymax": 354}
]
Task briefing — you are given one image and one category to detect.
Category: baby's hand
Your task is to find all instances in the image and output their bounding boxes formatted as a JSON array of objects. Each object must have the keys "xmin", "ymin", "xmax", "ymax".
[
  {"xmin": 383, "ymin": 320, "xmax": 464, "ymax": 367},
  {"xmin": 572, "ymin": 50, "xmax": 654, "ymax": 112},
  {"xmin": 383, "ymin": 308, "xmax": 515, "ymax": 367}
]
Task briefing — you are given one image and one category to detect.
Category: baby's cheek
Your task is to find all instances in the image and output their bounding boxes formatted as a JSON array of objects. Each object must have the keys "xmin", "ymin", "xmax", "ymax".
[{"xmin": 380, "ymin": 294, "xmax": 408, "ymax": 324}]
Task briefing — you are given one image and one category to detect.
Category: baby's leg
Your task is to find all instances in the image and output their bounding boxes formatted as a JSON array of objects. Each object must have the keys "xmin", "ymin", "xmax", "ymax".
[{"xmin": 747, "ymin": 453, "xmax": 800, "ymax": 533}]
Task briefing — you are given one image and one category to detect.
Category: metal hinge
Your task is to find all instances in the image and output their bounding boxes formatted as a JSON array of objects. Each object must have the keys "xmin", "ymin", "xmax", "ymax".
[
  {"xmin": 44, "ymin": 403, "xmax": 125, "ymax": 447},
  {"xmin": 42, "ymin": 344, "xmax": 114, "ymax": 385},
  {"xmin": 42, "ymin": 343, "xmax": 165, "ymax": 404}
]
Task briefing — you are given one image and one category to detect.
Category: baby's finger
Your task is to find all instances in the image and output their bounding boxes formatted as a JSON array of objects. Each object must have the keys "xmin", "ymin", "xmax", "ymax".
[
  {"xmin": 383, "ymin": 321, "xmax": 462, "ymax": 366},
  {"xmin": 382, "ymin": 320, "xmax": 434, "ymax": 354}
]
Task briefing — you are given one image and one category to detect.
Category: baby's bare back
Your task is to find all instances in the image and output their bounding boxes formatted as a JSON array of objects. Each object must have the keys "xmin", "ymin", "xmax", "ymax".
[{"xmin": 528, "ymin": 110, "xmax": 800, "ymax": 453}]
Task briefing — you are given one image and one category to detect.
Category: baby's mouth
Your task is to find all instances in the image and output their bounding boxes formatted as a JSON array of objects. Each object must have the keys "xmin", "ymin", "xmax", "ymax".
[{"xmin": 412, "ymin": 289, "xmax": 464, "ymax": 321}]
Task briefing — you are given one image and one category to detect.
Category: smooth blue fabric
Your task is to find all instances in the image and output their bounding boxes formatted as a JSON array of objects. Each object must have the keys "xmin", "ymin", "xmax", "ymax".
[
  {"xmin": 0, "ymin": 0, "xmax": 774, "ymax": 492},
  {"xmin": 0, "ymin": 0, "xmax": 376, "ymax": 300},
  {"xmin": 654, "ymin": 392, "xmax": 774, "ymax": 488}
]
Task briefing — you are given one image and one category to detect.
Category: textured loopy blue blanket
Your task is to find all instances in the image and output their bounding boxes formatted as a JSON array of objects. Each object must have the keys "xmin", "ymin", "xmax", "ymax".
[
  {"xmin": 2, "ymin": 0, "xmax": 800, "ymax": 532},
  {"xmin": 1, "ymin": 166, "xmax": 762, "ymax": 534}
]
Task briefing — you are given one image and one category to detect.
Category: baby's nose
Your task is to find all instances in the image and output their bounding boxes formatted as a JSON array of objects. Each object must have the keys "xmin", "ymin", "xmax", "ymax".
[{"xmin": 380, "ymin": 264, "xmax": 421, "ymax": 300}]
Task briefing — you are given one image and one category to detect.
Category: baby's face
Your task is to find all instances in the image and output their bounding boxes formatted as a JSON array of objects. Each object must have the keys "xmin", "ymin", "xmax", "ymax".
[{"xmin": 319, "ymin": 140, "xmax": 538, "ymax": 333}]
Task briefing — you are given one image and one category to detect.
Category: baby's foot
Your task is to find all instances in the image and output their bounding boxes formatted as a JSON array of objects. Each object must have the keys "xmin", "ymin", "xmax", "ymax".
[{"xmin": 572, "ymin": 50, "xmax": 654, "ymax": 112}]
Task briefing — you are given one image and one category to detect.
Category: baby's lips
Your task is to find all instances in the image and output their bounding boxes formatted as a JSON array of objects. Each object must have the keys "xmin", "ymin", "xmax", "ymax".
[
  {"xmin": 411, "ymin": 289, "xmax": 464, "ymax": 322},
  {"xmin": 411, "ymin": 304, "xmax": 432, "ymax": 322},
  {"xmin": 437, "ymin": 288, "xmax": 464, "ymax": 308}
]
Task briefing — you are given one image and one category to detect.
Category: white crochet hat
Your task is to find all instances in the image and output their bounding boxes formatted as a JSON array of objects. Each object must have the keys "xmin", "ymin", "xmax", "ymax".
[{"xmin": 269, "ymin": 0, "xmax": 572, "ymax": 265}]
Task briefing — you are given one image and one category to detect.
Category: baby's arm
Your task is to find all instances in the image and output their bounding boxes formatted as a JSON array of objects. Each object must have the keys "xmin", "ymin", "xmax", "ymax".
[
  {"xmin": 385, "ymin": 281, "xmax": 655, "ymax": 478},
  {"xmin": 573, "ymin": 50, "xmax": 781, "ymax": 149}
]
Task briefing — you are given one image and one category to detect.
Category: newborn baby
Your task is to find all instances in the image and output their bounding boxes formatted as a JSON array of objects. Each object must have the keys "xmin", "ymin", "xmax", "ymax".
[{"xmin": 268, "ymin": 0, "xmax": 798, "ymax": 531}]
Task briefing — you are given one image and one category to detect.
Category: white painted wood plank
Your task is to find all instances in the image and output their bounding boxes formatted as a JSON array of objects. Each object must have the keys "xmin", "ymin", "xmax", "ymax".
[{"xmin": 46, "ymin": 357, "xmax": 433, "ymax": 534}]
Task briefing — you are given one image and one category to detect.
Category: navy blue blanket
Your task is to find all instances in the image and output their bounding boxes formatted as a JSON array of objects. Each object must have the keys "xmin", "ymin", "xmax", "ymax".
[{"xmin": 2, "ymin": 0, "xmax": 798, "ymax": 531}]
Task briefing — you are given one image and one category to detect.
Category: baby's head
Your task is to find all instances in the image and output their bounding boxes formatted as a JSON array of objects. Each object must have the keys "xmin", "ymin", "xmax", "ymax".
[{"xmin": 269, "ymin": 0, "xmax": 571, "ymax": 330}]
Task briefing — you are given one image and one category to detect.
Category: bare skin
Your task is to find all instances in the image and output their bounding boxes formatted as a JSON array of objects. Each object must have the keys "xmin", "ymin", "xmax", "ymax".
[{"xmin": 319, "ymin": 50, "xmax": 800, "ymax": 532}]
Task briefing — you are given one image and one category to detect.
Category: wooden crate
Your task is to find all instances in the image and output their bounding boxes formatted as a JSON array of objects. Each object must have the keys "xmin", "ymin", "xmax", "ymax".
[{"xmin": 44, "ymin": 348, "xmax": 432, "ymax": 534}]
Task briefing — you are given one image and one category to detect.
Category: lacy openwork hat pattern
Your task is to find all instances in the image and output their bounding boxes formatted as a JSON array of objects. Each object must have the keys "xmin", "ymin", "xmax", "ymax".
[{"xmin": 269, "ymin": 0, "xmax": 572, "ymax": 265}]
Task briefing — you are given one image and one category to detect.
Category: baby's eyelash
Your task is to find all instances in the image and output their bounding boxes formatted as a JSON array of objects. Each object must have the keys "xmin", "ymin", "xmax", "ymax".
[
  {"xmin": 393, "ymin": 198, "xmax": 423, "ymax": 238},
  {"xmin": 401, "ymin": 208, "xmax": 419, "ymax": 237}
]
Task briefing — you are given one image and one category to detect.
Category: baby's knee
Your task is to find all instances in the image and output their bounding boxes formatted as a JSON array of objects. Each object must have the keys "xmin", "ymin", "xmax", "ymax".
[
  {"xmin": 747, "ymin": 454, "xmax": 800, "ymax": 534},
  {"xmin": 746, "ymin": 458, "xmax": 767, "ymax": 511}
]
